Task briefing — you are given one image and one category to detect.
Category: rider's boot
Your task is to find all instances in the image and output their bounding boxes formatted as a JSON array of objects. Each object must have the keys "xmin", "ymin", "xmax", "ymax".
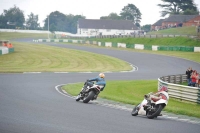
[
  {"xmin": 93, "ymin": 92, "xmax": 100, "ymax": 100},
  {"xmin": 144, "ymin": 100, "xmax": 151, "ymax": 110},
  {"xmin": 93, "ymin": 95, "xmax": 98, "ymax": 99}
]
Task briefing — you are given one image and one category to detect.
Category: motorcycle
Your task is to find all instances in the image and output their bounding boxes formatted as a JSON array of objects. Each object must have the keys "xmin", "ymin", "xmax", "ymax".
[
  {"xmin": 75, "ymin": 80, "xmax": 101, "ymax": 103},
  {"xmin": 131, "ymin": 91, "xmax": 169, "ymax": 119}
]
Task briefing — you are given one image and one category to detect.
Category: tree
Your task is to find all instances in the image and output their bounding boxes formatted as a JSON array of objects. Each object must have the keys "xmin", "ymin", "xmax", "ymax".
[
  {"xmin": 44, "ymin": 11, "xmax": 67, "ymax": 33},
  {"xmin": 158, "ymin": 0, "xmax": 199, "ymax": 17},
  {"xmin": 183, "ymin": 8, "xmax": 199, "ymax": 15},
  {"xmin": 1, "ymin": 5, "xmax": 25, "ymax": 29},
  {"xmin": 141, "ymin": 24, "xmax": 151, "ymax": 32},
  {"xmin": 120, "ymin": 4, "xmax": 142, "ymax": 25},
  {"xmin": 67, "ymin": 14, "xmax": 85, "ymax": 33},
  {"xmin": 26, "ymin": 12, "xmax": 40, "ymax": 30},
  {"xmin": 0, "ymin": 14, "xmax": 4, "ymax": 28},
  {"xmin": 43, "ymin": 11, "xmax": 85, "ymax": 33},
  {"xmin": 100, "ymin": 13, "xmax": 122, "ymax": 20}
]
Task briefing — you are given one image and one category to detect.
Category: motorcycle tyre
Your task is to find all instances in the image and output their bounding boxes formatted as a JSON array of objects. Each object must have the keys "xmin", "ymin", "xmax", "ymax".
[
  {"xmin": 83, "ymin": 91, "xmax": 95, "ymax": 103},
  {"xmin": 131, "ymin": 104, "xmax": 139, "ymax": 116},
  {"xmin": 147, "ymin": 104, "xmax": 163, "ymax": 119}
]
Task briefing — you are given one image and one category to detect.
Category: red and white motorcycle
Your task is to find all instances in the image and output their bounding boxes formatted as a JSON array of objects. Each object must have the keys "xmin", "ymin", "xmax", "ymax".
[{"xmin": 131, "ymin": 88, "xmax": 169, "ymax": 119}]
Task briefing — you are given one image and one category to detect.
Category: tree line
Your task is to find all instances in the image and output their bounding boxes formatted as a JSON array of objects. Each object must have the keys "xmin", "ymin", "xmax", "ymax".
[
  {"xmin": 0, "ymin": 0, "xmax": 199, "ymax": 33},
  {"xmin": 0, "ymin": 5, "xmax": 85, "ymax": 34}
]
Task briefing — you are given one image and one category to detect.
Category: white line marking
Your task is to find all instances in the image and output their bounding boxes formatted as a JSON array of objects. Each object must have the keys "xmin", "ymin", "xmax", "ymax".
[
  {"xmin": 178, "ymin": 119, "xmax": 190, "ymax": 121},
  {"xmin": 79, "ymin": 72, "xmax": 93, "ymax": 73},
  {"xmin": 54, "ymin": 72, "xmax": 69, "ymax": 73},
  {"xmin": 23, "ymin": 72, "xmax": 41, "ymax": 73},
  {"xmin": 55, "ymin": 84, "xmax": 73, "ymax": 98},
  {"xmin": 55, "ymin": 84, "xmax": 200, "ymax": 125}
]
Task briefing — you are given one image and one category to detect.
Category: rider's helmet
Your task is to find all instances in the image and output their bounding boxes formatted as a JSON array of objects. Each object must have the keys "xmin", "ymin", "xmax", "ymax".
[
  {"xmin": 99, "ymin": 73, "xmax": 105, "ymax": 78},
  {"xmin": 160, "ymin": 86, "xmax": 168, "ymax": 92}
]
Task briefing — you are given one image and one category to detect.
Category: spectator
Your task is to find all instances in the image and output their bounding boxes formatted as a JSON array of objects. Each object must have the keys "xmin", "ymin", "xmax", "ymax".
[
  {"xmin": 189, "ymin": 70, "xmax": 198, "ymax": 87},
  {"xmin": 196, "ymin": 73, "xmax": 199, "ymax": 87},
  {"xmin": 186, "ymin": 67, "xmax": 193, "ymax": 86}
]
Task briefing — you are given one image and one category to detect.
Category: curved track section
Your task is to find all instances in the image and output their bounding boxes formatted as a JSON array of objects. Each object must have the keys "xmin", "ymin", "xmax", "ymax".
[{"xmin": 0, "ymin": 39, "xmax": 199, "ymax": 133}]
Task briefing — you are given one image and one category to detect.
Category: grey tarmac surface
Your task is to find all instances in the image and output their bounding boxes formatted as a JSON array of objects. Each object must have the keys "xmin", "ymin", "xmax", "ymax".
[{"xmin": 0, "ymin": 38, "xmax": 200, "ymax": 133}]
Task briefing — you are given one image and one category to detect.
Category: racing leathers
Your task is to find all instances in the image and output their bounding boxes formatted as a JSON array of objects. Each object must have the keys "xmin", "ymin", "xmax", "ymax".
[
  {"xmin": 86, "ymin": 76, "xmax": 106, "ymax": 99},
  {"xmin": 144, "ymin": 90, "xmax": 169, "ymax": 111},
  {"xmin": 88, "ymin": 76, "xmax": 106, "ymax": 91}
]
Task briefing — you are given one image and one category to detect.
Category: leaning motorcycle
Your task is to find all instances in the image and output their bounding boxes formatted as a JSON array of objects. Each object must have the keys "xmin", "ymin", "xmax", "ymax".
[
  {"xmin": 131, "ymin": 91, "xmax": 169, "ymax": 119},
  {"xmin": 75, "ymin": 80, "xmax": 101, "ymax": 103}
]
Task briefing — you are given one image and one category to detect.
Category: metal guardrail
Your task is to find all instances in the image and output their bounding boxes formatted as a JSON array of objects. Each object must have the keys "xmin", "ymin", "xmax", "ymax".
[
  {"xmin": 158, "ymin": 74, "xmax": 200, "ymax": 104},
  {"xmin": 94, "ymin": 34, "xmax": 197, "ymax": 39},
  {"xmin": 160, "ymin": 74, "xmax": 187, "ymax": 84}
]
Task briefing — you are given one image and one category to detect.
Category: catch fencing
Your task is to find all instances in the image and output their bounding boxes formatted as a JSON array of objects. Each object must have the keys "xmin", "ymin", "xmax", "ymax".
[{"xmin": 158, "ymin": 74, "xmax": 200, "ymax": 104}]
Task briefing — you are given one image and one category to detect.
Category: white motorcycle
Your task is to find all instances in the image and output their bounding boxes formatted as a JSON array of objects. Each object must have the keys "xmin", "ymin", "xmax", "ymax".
[{"xmin": 131, "ymin": 91, "xmax": 169, "ymax": 119}]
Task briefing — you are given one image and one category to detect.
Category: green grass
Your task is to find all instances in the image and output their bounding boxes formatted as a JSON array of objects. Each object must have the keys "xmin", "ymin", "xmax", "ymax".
[
  {"xmin": 62, "ymin": 80, "xmax": 200, "ymax": 118},
  {"xmin": 180, "ymin": 82, "xmax": 188, "ymax": 86},
  {"xmin": 0, "ymin": 42, "xmax": 132, "ymax": 72},
  {"xmin": 89, "ymin": 37, "xmax": 200, "ymax": 46},
  {"xmin": 124, "ymin": 48, "xmax": 200, "ymax": 63},
  {"xmin": 70, "ymin": 43, "xmax": 200, "ymax": 63},
  {"xmin": 147, "ymin": 26, "xmax": 198, "ymax": 35},
  {"xmin": 1, "ymin": 32, "xmax": 200, "ymax": 118},
  {"xmin": 88, "ymin": 26, "xmax": 200, "ymax": 46},
  {"xmin": 0, "ymin": 32, "xmax": 50, "ymax": 40}
]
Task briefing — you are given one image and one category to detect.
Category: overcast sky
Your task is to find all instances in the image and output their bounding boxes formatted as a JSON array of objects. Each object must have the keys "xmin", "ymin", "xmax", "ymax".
[{"xmin": 0, "ymin": 0, "xmax": 200, "ymax": 26}]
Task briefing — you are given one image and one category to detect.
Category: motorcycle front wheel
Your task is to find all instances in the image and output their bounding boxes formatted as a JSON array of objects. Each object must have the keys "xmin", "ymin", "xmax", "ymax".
[
  {"xmin": 83, "ymin": 91, "xmax": 95, "ymax": 103},
  {"xmin": 131, "ymin": 104, "xmax": 140, "ymax": 116},
  {"xmin": 146, "ymin": 104, "xmax": 163, "ymax": 119}
]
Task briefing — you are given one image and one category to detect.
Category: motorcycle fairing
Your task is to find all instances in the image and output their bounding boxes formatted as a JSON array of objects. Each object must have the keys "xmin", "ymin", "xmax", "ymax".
[{"xmin": 138, "ymin": 99, "xmax": 147, "ymax": 115}]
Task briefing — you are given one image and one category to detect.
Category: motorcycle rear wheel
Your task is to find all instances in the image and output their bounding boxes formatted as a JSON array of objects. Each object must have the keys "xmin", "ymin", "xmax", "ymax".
[
  {"xmin": 83, "ymin": 91, "xmax": 95, "ymax": 103},
  {"xmin": 147, "ymin": 104, "xmax": 163, "ymax": 119},
  {"xmin": 131, "ymin": 104, "xmax": 139, "ymax": 116}
]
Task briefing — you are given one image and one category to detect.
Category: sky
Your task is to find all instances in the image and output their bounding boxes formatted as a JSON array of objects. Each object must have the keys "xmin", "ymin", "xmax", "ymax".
[{"xmin": 0, "ymin": 0, "xmax": 200, "ymax": 26}]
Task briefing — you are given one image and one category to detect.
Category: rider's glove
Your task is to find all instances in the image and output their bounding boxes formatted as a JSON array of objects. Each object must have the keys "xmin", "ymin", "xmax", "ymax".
[
  {"xmin": 144, "ymin": 94, "xmax": 150, "ymax": 99},
  {"xmin": 148, "ymin": 92, "xmax": 153, "ymax": 95}
]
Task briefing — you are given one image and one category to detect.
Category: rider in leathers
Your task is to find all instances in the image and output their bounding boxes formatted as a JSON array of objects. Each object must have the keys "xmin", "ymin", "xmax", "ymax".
[
  {"xmin": 88, "ymin": 73, "xmax": 106, "ymax": 89},
  {"xmin": 80, "ymin": 73, "xmax": 106, "ymax": 99},
  {"xmin": 144, "ymin": 86, "xmax": 169, "ymax": 111}
]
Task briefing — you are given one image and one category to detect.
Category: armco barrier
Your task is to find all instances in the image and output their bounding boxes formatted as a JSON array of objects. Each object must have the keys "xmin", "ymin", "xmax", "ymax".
[
  {"xmin": 158, "ymin": 74, "xmax": 200, "ymax": 104},
  {"xmin": 34, "ymin": 39, "xmax": 200, "ymax": 52},
  {"xmin": 94, "ymin": 34, "xmax": 197, "ymax": 39}
]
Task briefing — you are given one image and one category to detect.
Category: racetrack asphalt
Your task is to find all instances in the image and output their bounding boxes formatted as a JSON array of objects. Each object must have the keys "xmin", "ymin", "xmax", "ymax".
[{"xmin": 0, "ymin": 38, "xmax": 200, "ymax": 133}]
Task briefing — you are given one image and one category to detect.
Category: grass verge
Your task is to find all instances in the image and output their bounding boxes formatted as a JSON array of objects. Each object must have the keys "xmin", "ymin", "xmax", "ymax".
[
  {"xmin": 89, "ymin": 36, "xmax": 200, "ymax": 46},
  {"xmin": 147, "ymin": 26, "xmax": 198, "ymax": 36},
  {"xmin": 1, "ymin": 32, "xmax": 200, "ymax": 118},
  {"xmin": 0, "ymin": 32, "xmax": 49, "ymax": 40},
  {"xmin": 0, "ymin": 42, "xmax": 132, "ymax": 72},
  {"xmin": 64, "ymin": 42, "xmax": 200, "ymax": 63},
  {"xmin": 62, "ymin": 80, "xmax": 200, "ymax": 118}
]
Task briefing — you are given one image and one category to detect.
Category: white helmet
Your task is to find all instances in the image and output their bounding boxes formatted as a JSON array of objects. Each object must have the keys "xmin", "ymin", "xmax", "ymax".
[{"xmin": 99, "ymin": 73, "xmax": 105, "ymax": 78}]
